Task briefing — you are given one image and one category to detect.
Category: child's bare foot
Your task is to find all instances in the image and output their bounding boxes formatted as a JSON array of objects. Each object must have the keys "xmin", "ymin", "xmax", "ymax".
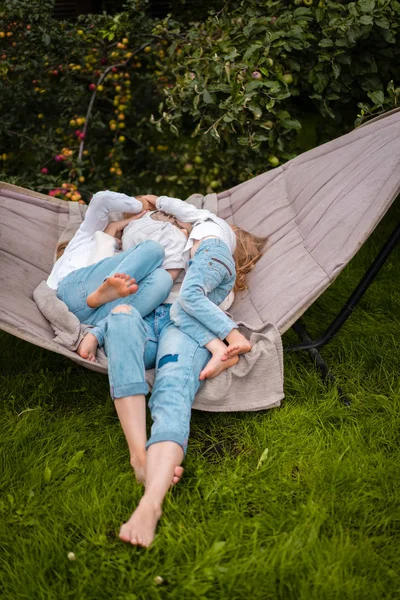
[
  {"xmin": 222, "ymin": 329, "xmax": 251, "ymax": 361},
  {"xmin": 172, "ymin": 466, "xmax": 184, "ymax": 485},
  {"xmin": 87, "ymin": 273, "xmax": 138, "ymax": 308},
  {"xmin": 199, "ymin": 353, "xmax": 238, "ymax": 380},
  {"xmin": 130, "ymin": 451, "xmax": 147, "ymax": 485},
  {"xmin": 131, "ymin": 451, "xmax": 183, "ymax": 486},
  {"xmin": 77, "ymin": 332, "xmax": 98, "ymax": 362},
  {"xmin": 119, "ymin": 498, "xmax": 162, "ymax": 548},
  {"xmin": 200, "ymin": 337, "xmax": 239, "ymax": 380}
]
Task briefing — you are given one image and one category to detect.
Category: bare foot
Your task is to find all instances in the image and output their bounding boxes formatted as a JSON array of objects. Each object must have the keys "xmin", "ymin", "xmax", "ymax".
[
  {"xmin": 222, "ymin": 329, "xmax": 251, "ymax": 360},
  {"xmin": 131, "ymin": 453, "xmax": 183, "ymax": 487},
  {"xmin": 172, "ymin": 466, "xmax": 184, "ymax": 485},
  {"xmin": 77, "ymin": 332, "xmax": 98, "ymax": 362},
  {"xmin": 130, "ymin": 452, "xmax": 147, "ymax": 485},
  {"xmin": 119, "ymin": 498, "xmax": 162, "ymax": 548},
  {"xmin": 87, "ymin": 273, "xmax": 138, "ymax": 308},
  {"xmin": 199, "ymin": 353, "xmax": 239, "ymax": 381}
]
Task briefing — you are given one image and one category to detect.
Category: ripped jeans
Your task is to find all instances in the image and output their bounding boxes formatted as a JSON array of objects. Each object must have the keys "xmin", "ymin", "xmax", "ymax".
[
  {"xmin": 57, "ymin": 240, "xmax": 173, "ymax": 345},
  {"xmin": 103, "ymin": 304, "xmax": 210, "ymax": 455},
  {"xmin": 170, "ymin": 238, "xmax": 237, "ymax": 347}
]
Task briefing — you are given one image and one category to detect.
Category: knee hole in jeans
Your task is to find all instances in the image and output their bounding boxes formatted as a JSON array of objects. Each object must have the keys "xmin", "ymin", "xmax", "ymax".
[{"xmin": 111, "ymin": 304, "xmax": 132, "ymax": 314}]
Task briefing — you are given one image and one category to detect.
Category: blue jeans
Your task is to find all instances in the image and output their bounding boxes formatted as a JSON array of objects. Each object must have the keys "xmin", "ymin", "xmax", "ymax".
[
  {"xmin": 170, "ymin": 238, "xmax": 237, "ymax": 347},
  {"xmin": 103, "ymin": 304, "xmax": 210, "ymax": 455},
  {"xmin": 57, "ymin": 240, "xmax": 173, "ymax": 345}
]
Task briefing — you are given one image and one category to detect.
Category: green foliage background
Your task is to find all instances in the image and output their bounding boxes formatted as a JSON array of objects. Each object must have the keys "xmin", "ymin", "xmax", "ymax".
[{"xmin": 0, "ymin": 0, "xmax": 399, "ymax": 199}]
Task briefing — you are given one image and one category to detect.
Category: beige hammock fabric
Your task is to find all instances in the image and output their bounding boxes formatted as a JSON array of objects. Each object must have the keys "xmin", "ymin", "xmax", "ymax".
[{"xmin": 1, "ymin": 107, "xmax": 399, "ymax": 405}]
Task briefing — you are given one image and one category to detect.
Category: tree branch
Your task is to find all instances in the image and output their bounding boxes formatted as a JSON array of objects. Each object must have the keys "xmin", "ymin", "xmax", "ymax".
[{"xmin": 78, "ymin": 40, "xmax": 152, "ymax": 164}]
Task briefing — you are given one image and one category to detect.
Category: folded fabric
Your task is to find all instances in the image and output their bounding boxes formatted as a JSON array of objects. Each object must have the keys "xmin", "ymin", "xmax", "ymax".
[{"xmin": 33, "ymin": 280, "xmax": 284, "ymax": 412}]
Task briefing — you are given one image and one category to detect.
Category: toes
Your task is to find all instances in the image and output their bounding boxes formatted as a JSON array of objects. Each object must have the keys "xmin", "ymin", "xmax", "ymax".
[{"xmin": 119, "ymin": 525, "xmax": 131, "ymax": 542}]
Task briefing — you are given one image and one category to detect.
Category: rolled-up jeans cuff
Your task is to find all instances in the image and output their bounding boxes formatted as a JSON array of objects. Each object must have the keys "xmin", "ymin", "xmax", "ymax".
[
  {"xmin": 90, "ymin": 326, "xmax": 104, "ymax": 347},
  {"xmin": 146, "ymin": 432, "xmax": 188, "ymax": 456},
  {"xmin": 111, "ymin": 381, "xmax": 148, "ymax": 400},
  {"xmin": 219, "ymin": 323, "xmax": 237, "ymax": 341},
  {"xmin": 196, "ymin": 330, "xmax": 218, "ymax": 347}
]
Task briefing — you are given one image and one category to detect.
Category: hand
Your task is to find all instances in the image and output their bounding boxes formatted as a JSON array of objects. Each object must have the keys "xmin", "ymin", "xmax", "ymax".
[
  {"xmin": 104, "ymin": 210, "xmax": 146, "ymax": 237},
  {"xmin": 140, "ymin": 194, "xmax": 158, "ymax": 210}
]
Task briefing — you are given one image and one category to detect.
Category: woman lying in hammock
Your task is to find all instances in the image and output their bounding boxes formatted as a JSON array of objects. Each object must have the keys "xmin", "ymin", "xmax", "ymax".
[{"xmin": 49, "ymin": 190, "xmax": 265, "ymax": 547}]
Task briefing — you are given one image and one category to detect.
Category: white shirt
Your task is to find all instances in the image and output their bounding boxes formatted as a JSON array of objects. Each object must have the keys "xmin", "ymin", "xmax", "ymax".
[
  {"xmin": 122, "ymin": 195, "xmax": 236, "ymax": 271},
  {"xmin": 122, "ymin": 210, "xmax": 188, "ymax": 270},
  {"xmin": 156, "ymin": 195, "xmax": 236, "ymax": 263},
  {"xmin": 46, "ymin": 190, "xmax": 143, "ymax": 290}
]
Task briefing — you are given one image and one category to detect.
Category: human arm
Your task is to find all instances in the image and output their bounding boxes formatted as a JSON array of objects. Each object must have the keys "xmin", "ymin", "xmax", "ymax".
[
  {"xmin": 154, "ymin": 195, "xmax": 214, "ymax": 223},
  {"xmin": 87, "ymin": 211, "xmax": 148, "ymax": 265},
  {"xmin": 80, "ymin": 190, "xmax": 146, "ymax": 235}
]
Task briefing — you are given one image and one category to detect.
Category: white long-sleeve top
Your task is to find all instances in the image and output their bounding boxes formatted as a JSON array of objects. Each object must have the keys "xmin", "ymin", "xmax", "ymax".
[
  {"xmin": 156, "ymin": 195, "xmax": 236, "ymax": 262},
  {"xmin": 122, "ymin": 209, "xmax": 188, "ymax": 270},
  {"xmin": 46, "ymin": 190, "xmax": 143, "ymax": 290},
  {"xmin": 122, "ymin": 195, "xmax": 236, "ymax": 269}
]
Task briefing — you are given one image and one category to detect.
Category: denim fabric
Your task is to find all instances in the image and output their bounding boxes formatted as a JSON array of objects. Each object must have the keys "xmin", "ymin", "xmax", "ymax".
[
  {"xmin": 170, "ymin": 238, "xmax": 237, "ymax": 347},
  {"xmin": 103, "ymin": 304, "xmax": 210, "ymax": 454},
  {"xmin": 57, "ymin": 240, "xmax": 173, "ymax": 344}
]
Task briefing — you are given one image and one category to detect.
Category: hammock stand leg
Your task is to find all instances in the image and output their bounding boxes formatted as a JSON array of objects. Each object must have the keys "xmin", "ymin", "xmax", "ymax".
[{"xmin": 285, "ymin": 221, "xmax": 400, "ymax": 404}]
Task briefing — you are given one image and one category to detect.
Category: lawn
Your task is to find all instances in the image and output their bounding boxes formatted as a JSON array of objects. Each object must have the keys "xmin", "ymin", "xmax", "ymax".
[{"xmin": 0, "ymin": 202, "xmax": 399, "ymax": 600}]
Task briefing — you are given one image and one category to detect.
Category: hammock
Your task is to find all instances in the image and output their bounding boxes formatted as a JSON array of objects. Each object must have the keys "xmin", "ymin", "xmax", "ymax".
[{"xmin": 1, "ymin": 108, "xmax": 400, "ymax": 376}]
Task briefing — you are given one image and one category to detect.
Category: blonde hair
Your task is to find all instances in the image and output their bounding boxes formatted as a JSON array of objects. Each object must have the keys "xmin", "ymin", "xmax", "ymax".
[
  {"xmin": 232, "ymin": 226, "xmax": 267, "ymax": 292},
  {"xmin": 56, "ymin": 240, "xmax": 69, "ymax": 261}
]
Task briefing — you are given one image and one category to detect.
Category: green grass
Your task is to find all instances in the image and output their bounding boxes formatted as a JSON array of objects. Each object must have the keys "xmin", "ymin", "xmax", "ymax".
[{"xmin": 1, "ymin": 203, "xmax": 399, "ymax": 600}]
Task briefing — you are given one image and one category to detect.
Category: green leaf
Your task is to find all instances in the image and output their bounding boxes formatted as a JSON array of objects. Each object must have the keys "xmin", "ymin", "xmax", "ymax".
[
  {"xmin": 375, "ymin": 18, "xmax": 390, "ymax": 29},
  {"xmin": 367, "ymin": 90, "xmax": 384, "ymax": 105},
  {"xmin": 248, "ymin": 103, "xmax": 262, "ymax": 119},
  {"xmin": 380, "ymin": 29, "xmax": 396, "ymax": 43},
  {"xmin": 281, "ymin": 118, "xmax": 302, "ymax": 130},
  {"xmin": 359, "ymin": 15, "xmax": 373, "ymax": 25},
  {"xmin": 67, "ymin": 450, "xmax": 85, "ymax": 470},
  {"xmin": 263, "ymin": 81, "xmax": 282, "ymax": 94},
  {"xmin": 332, "ymin": 63, "xmax": 341, "ymax": 79},
  {"xmin": 319, "ymin": 38, "xmax": 334, "ymax": 47},
  {"xmin": 358, "ymin": 0, "xmax": 375, "ymax": 12},
  {"xmin": 43, "ymin": 465, "xmax": 52, "ymax": 484},
  {"xmin": 293, "ymin": 7, "xmax": 312, "ymax": 17},
  {"xmin": 203, "ymin": 90, "xmax": 214, "ymax": 104},
  {"xmin": 42, "ymin": 33, "xmax": 51, "ymax": 46},
  {"xmin": 315, "ymin": 7, "xmax": 325, "ymax": 23},
  {"xmin": 210, "ymin": 541, "xmax": 226, "ymax": 553},
  {"xmin": 245, "ymin": 80, "xmax": 264, "ymax": 93},
  {"xmin": 243, "ymin": 43, "xmax": 262, "ymax": 61},
  {"xmin": 348, "ymin": 3, "xmax": 359, "ymax": 16},
  {"xmin": 257, "ymin": 447, "xmax": 269, "ymax": 469}
]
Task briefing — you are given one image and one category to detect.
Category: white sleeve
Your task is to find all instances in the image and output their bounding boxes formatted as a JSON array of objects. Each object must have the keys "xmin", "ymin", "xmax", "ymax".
[
  {"xmin": 87, "ymin": 231, "xmax": 118, "ymax": 266},
  {"xmin": 156, "ymin": 195, "xmax": 213, "ymax": 223},
  {"xmin": 80, "ymin": 190, "xmax": 144, "ymax": 235}
]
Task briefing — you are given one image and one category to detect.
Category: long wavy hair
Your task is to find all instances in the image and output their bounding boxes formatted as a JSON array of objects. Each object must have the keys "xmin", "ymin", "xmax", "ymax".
[{"xmin": 232, "ymin": 226, "xmax": 267, "ymax": 292}]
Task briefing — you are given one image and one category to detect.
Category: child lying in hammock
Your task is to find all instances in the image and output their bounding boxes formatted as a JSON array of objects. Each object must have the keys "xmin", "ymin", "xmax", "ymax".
[
  {"xmin": 82, "ymin": 192, "xmax": 266, "ymax": 380},
  {"xmin": 47, "ymin": 191, "xmax": 176, "ymax": 350},
  {"xmin": 137, "ymin": 194, "xmax": 266, "ymax": 379}
]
